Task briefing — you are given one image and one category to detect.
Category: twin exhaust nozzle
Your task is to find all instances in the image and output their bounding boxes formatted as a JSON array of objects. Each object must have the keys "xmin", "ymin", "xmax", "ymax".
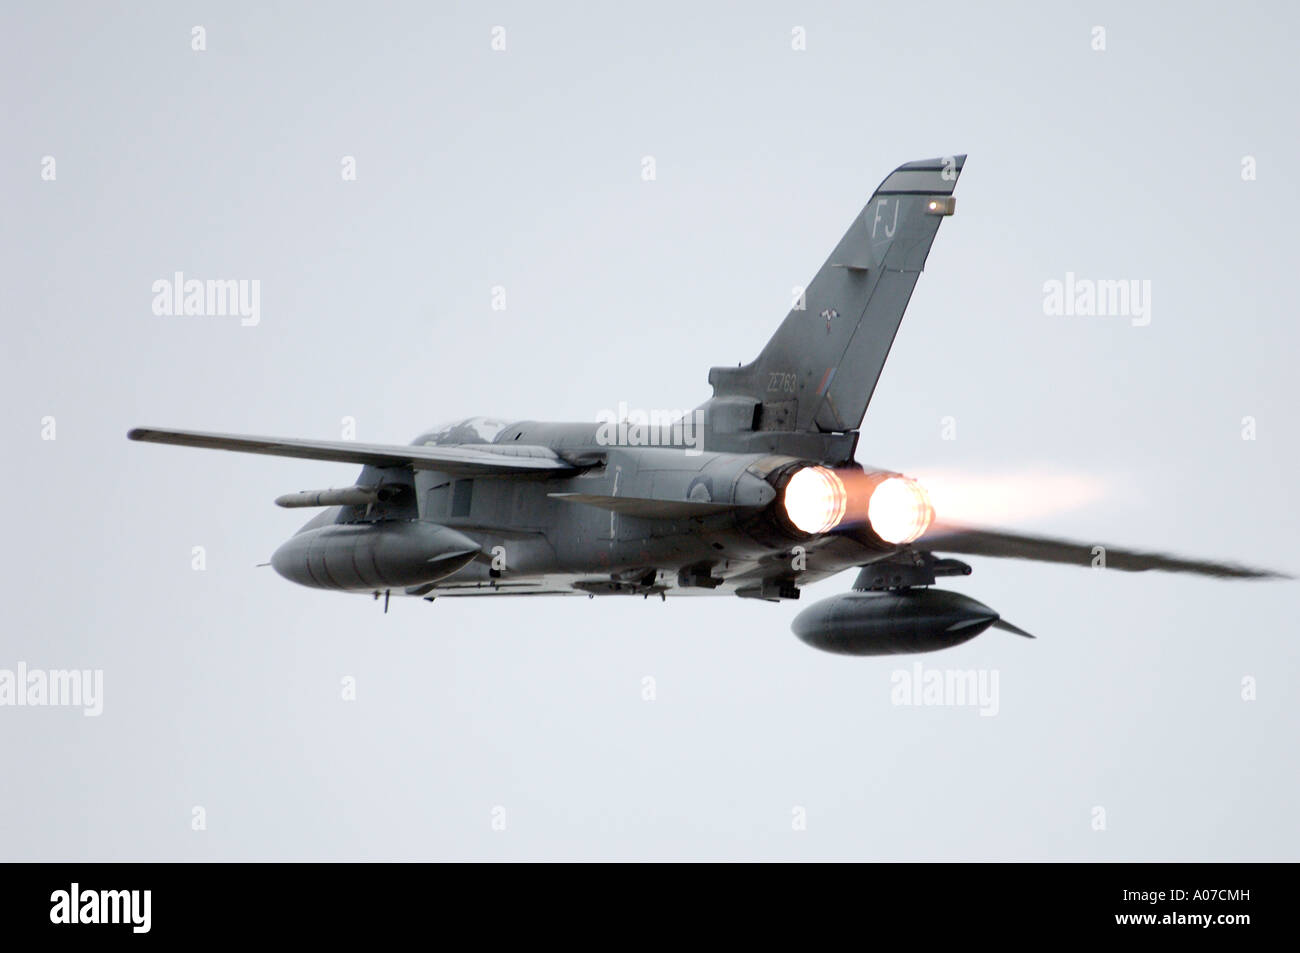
[{"xmin": 780, "ymin": 466, "xmax": 934, "ymax": 544}]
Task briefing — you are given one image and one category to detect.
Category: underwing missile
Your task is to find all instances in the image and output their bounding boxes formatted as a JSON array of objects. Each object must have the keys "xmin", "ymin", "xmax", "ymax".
[{"xmin": 274, "ymin": 486, "xmax": 399, "ymax": 508}]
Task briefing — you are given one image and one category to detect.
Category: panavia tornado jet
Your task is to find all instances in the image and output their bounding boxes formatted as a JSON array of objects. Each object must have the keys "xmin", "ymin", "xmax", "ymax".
[{"xmin": 128, "ymin": 155, "xmax": 1288, "ymax": 655}]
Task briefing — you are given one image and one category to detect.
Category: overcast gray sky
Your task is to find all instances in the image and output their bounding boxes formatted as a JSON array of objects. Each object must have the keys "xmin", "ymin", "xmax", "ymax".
[{"xmin": 2, "ymin": 0, "xmax": 1296, "ymax": 860}]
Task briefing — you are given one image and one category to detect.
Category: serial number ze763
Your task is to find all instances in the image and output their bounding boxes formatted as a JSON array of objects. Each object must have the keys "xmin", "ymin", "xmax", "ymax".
[{"xmin": 766, "ymin": 372, "xmax": 798, "ymax": 393}]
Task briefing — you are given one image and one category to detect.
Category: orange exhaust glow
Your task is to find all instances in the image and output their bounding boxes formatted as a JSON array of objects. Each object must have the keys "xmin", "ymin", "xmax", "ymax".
[
  {"xmin": 782, "ymin": 467, "xmax": 934, "ymax": 543},
  {"xmin": 909, "ymin": 468, "xmax": 1108, "ymax": 526},
  {"xmin": 865, "ymin": 476, "xmax": 934, "ymax": 544},
  {"xmin": 782, "ymin": 466, "xmax": 848, "ymax": 535}
]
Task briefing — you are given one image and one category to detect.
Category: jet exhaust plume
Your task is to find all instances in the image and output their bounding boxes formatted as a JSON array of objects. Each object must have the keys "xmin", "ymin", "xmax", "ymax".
[
  {"xmin": 908, "ymin": 468, "xmax": 1109, "ymax": 527},
  {"xmin": 782, "ymin": 467, "xmax": 934, "ymax": 543}
]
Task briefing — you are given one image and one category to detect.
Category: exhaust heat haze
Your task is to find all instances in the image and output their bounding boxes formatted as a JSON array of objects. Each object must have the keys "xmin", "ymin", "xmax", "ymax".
[{"xmin": 909, "ymin": 468, "xmax": 1110, "ymax": 527}]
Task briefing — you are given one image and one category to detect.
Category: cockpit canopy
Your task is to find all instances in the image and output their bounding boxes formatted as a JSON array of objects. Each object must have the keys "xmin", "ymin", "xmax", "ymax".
[{"xmin": 413, "ymin": 416, "xmax": 515, "ymax": 446}]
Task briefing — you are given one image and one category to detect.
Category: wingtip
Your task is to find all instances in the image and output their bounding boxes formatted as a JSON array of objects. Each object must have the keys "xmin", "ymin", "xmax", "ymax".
[
  {"xmin": 895, "ymin": 153, "xmax": 966, "ymax": 171},
  {"xmin": 1211, "ymin": 565, "xmax": 1293, "ymax": 581}
]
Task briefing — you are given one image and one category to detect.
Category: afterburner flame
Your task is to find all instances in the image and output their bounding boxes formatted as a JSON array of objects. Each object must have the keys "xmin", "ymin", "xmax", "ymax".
[
  {"xmin": 907, "ymin": 468, "xmax": 1108, "ymax": 526},
  {"xmin": 782, "ymin": 466, "xmax": 848, "ymax": 535},
  {"xmin": 782, "ymin": 467, "xmax": 934, "ymax": 541},
  {"xmin": 866, "ymin": 476, "xmax": 934, "ymax": 544}
]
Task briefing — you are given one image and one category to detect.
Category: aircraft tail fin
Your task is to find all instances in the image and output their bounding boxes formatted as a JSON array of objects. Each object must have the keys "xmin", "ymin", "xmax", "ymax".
[{"xmin": 707, "ymin": 155, "xmax": 965, "ymax": 434}]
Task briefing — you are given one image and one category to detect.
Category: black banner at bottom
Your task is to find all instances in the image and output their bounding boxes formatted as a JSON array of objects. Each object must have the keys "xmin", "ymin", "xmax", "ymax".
[{"xmin": 0, "ymin": 862, "xmax": 1277, "ymax": 940}]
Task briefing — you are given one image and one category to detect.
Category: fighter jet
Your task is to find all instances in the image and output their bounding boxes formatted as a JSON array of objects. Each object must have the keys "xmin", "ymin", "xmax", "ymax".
[{"xmin": 128, "ymin": 155, "xmax": 1288, "ymax": 655}]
